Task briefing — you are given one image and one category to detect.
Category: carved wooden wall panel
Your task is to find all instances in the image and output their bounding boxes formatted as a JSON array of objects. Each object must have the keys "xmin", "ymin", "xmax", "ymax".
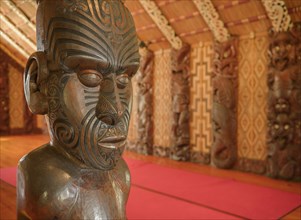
[
  {"xmin": 0, "ymin": 49, "xmax": 36, "ymax": 135},
  {"xmin": 0, "ymin": 59, "xmax": 9, "ymax": 134},
  {"xmin": 266, "ymin": 23, "xmax": 301, "ymax": 180},
  {"xmin": 189, "ymin": 43, "xmax": 213, "ymax": 164},
  {"xmin": 153, "ymin": 49, "xmax": 173, "ymax": 149},
  {"xmin": 212, "ymin": 38, "xmax": 238, "ymax": 169},
  {"xmin": 8, "ymin": 64, "xmax": 25, "ymax": 130},
  {"xmin": 170, "ymin": 44, "xmax": 190, "ymax": 161},
  {"xmin": 135, "ymin": 49, "xmax": 154, "ymax": 155},
  {"xmin": 237, "ymin": 34, "xmax": 268, "ymax": 165}
]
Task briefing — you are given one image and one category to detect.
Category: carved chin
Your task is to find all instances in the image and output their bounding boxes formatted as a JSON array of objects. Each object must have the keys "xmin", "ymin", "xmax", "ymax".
[
  {"xmin": 79, "ymin": 129, "xmax": 124, "ymax": 170},
  {"xmin": 78, "ymin": 109, "xmax": 127, "ymax": 170}
]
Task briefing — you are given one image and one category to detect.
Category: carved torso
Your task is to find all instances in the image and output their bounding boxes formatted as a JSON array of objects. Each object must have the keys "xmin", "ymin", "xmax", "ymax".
[{"xmin": 18, "ymin": 145, "xmax": 130, "ymax": 219}]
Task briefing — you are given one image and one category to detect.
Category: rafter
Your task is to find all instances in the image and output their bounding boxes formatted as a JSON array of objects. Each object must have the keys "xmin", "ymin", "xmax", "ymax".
[
  {"xmin": 0, "ymin": 44, "xmax": 26, "ymax": 67},
  {"xmin": 28, "ymin": 0, "xmax": 38, "ymax": 9},
  {"xmin": 0, "ymin": 13, "xmax": 36, "ymax": 51},
  {"xmin": 0, "ymin": 30, "xmax": 30, "ymax": 58},
  {"xmin": 3, "ymin": 0, "xmax": 36, "ymax": 31},
  {"xmin": 139, "ymin": 0, "xmax": 182, "ymax": 50},
  {"xmin": 261, "ymin": 0, "xmax": 293, "ymax": 32},
  {"xmin": 193, "ymin": 0, "xmax": 230, "ymax": 43}
]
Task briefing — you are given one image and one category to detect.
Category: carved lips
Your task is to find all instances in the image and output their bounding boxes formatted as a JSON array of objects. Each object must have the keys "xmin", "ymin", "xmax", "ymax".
[{"xmin": 97, "ymin": 136, "xmax": 126, "ymax": 150}]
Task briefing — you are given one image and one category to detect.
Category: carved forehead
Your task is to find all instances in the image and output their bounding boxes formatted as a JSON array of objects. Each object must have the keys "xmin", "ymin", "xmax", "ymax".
[{"xmin": 37, "ymin": 0, "xmax": 139, "ymax": 68}]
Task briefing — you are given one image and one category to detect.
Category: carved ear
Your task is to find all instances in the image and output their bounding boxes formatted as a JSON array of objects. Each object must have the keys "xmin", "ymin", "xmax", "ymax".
[{"xmin": 24, "ymin": 52, "xmax": 49, "ymax": 115}]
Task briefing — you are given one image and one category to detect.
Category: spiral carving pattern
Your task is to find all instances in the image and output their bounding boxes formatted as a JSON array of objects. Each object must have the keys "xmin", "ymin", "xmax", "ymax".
[{"xmin": 53, "ymin": 119, "xmax": 79, "ymax": 148}]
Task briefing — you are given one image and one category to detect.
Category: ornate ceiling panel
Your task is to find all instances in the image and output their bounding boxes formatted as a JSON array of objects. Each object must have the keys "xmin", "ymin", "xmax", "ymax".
[
  {"xmin": 261, "ymin": 0, "xmax": 293, "ymax": 32},
  {"xmin": 0, "ymin": 0, "xmax": 300, "ymax": 65},
  {"xmin": 193, "ymin": 0, "xmax": 230, "ymax": 42},
  {"xmin": 139, "ymin": 0, "xmax": 183, "ymax": 49}
]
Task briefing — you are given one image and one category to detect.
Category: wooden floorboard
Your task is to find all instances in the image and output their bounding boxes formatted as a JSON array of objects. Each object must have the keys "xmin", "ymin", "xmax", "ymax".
[
  {"xmin": 0, "ymin": 135, "xmax": 300, "ymax": 220},
  {"xmin": 0, "ymin": 181, "xmax": 16, "ymax": 220}
]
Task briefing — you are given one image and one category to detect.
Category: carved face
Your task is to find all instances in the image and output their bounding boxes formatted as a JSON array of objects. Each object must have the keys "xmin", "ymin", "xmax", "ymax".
[
  {"xmin": 269, "ymin": 113, "xmax": 293, "ymax": 150},
  {"xmin": 274, "ymin": 98, "xmax": 290, "ymax": 114},
  {"xmin": 42, "ymin": 0, "xmax": 139, "ymax": 170},
  {"xmin": 269, "ymin": 32, "xmax": 295, "ymax": 71}
]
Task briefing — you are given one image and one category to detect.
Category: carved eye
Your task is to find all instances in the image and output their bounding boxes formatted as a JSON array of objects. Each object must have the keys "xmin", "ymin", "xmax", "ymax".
[
  {"xmin": 274, "ymin": 124, "xmax": 280, "ymax": 130},
  {"xmin": 116, "ymin": 74, "xmax": 130, "ymax": 89},
  {"xmin": 284, "ymin": 124, "xmax": 290, "ymax": 130},
  {"xmin": 78, "ymin": 70, "xmax": 103, "ymax": 87},
  {"xmin": 275, "ymin": 46, "xmax": 280, "ymax": 52},
  {"xmin": 286, "ymin": 44, "xmax": 292, "ymax": 50},
  {"xmin": 224, "ymin": 51, "xmax": 229, "ymax": 58}
]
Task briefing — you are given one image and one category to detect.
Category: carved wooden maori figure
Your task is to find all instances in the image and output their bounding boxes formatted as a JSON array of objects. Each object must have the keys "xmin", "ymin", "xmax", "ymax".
[
  {"xmin": 17, "ymin": 0, "xmax": 140, "ymax": 219},
  {"xmin": 170, "ymin": 44, "xmax": 190, "ymax": 161},
  {"xmin": 212, "ymin": 38, "xmax": 238, "ymax": 169},
  {"xmin": 267, "ymin": 23, "xmax": 301, "ymax": 180},
  {"xmin": 136, "ymin": 46, "xmax": 154, "ymax": 155}
]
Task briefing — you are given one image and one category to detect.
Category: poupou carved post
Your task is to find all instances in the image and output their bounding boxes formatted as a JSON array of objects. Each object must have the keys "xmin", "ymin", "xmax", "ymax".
[
  {"xmin": 136, "ymin": 46, "xmax": 154, "ymax": 155},
  {"xmin": 170, "ymin": 44, "xmax": 191, "ymax": 161},
  {"xmin": 212, "ymin": 38, "xmax": 238, "ymax": 169},
  {"xmin": 266, "ymin": 23, "xmax": 301, "ymax": 180},
  {"xmin": 17, "ymin": 0, "xmax": 140, "ymax": 218}
]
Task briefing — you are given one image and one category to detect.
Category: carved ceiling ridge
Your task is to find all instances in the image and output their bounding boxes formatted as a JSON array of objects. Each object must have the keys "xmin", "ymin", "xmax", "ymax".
[
  {"xmin": 261, "ymin": 0, "xmax": 293, "ymax": 32},
  {"xmin": 193, "ymin": 0, "xmax": 230, "ymax": 43},
  {"xmin": 139, "ymin": 0, "xmax": 183, "ymax": 50}
]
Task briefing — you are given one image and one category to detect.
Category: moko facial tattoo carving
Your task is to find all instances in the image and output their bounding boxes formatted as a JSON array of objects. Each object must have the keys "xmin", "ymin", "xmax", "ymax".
[{"xmin": 17, "ymin": 0, "xmax": 140, "ymax": 219}]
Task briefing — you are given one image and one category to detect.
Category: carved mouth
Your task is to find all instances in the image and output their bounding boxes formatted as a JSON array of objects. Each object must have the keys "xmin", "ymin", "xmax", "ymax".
[{"xmin": 97, "ymin": 136, "xmax": 126, "ymax": 149}]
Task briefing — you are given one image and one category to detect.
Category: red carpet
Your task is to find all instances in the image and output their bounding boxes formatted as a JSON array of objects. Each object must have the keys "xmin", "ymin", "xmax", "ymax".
[
  {"xmin": 1, "ymin": 158, "xmax": 300, "ymax": 219},
  {"xmin": 127, "ymin": 161, "xmax": 301, "ymax": 219},
  {"xmin": 0, "ymin": 167, "xmax": 16, "ymax": 186},
  {"xmin": 127, "ymin": 186, "xmax": 240, "ymax": 219}
]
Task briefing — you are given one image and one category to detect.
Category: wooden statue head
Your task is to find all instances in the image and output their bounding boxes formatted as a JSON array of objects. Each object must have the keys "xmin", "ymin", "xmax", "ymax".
[{"xmin": 24, "ymin": 0, "xmax": 140, "ymax": 170}]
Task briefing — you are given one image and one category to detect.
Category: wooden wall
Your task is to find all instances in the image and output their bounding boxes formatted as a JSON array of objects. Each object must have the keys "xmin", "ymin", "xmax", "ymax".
[
  {"xmin": 0, "ymin": 49, "xmax": 45, "ymax": 135},
  {"xmin": 127, "ymin": 31, "xmax": 299, "ymax": 178}
]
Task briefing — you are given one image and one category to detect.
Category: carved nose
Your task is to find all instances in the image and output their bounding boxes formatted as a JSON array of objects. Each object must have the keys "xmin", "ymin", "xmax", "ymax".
[
  {"xmin": 96, "ymin": 113, "xmax": 118, "ymax": 126},
  {"xmin": 95, "ymin": 95, "xmax": 120, "ymax": 126}
]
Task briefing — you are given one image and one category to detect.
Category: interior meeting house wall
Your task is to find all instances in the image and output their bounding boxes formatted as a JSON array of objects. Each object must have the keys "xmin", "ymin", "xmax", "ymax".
[
  {"xmin": 0, "ymin": 0, "xmax": 300, "ymax": 181},
  {"xmin": 127, "ymin": 23, "xmax": 301, "ymax": 181}
]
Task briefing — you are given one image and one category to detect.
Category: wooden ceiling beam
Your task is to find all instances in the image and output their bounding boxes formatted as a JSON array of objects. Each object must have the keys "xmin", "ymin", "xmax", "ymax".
[
  {"xmin": 0, "ymin": 30, "xmax": 30, "ymax": 58},
  {"xmin": 139, "ymin": 0, "xmax": 182, "ymax": 49},
  {"xmin": 261, "ymin": 0, "xmax": 293, "ymax": 32},
  {"xmin": 193, "ymin": 0, "xmax": 230, "ymax": 43},
  {"xmin": 0, "ymin": 44, "xmax": 26, "ymax": 67},
  {"xmin": 216, "ymin": 0, "xmax": 250, "ymax": 10},
  {"xmin": 3, "ymin": 0, "xmax": 36, "ymax": 31},
  {"xmin": 0, "ymin": 13, "xmax": 36, "ymax": 51}
]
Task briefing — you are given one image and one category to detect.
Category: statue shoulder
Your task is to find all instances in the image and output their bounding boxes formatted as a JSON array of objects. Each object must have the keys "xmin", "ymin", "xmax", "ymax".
[
  {"xmin": 18, "ymin": 144, "xmax": 78, "ymax": 192},
  {"xmin": 17, "ymin": 144, "xmax": 80, "ymax": 218}
]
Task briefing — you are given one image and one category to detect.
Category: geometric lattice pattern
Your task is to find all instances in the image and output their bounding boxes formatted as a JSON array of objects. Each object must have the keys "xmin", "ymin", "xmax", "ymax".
[
  {"xmin": 189, "ymin": 43, "xmax": 213, "ymax": 155},
  {"xmin": 153, "ymin": 49, "xmax": 173, "ymax": 148},
  {"xmin": 8, "ymin": 64, "xmax": 24, "ymax": 129},
  {"xmin": 127, "ymin": 73, "xmax": 139, "ymax": 143},
  {"xmin": 237, "ymin": 34, "xmax": 268, "ymax": 160}
]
